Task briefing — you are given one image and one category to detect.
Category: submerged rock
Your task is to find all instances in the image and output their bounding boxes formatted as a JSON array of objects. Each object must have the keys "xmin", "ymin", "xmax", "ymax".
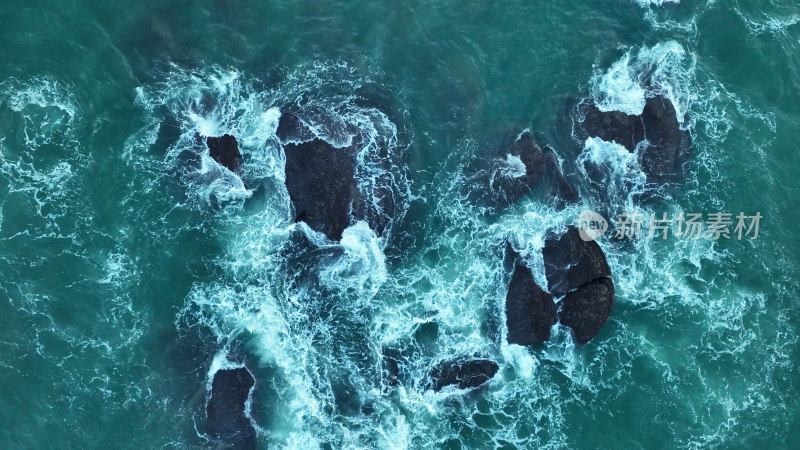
[
  {"xmin": 382, "ymin": 350, "xmax": 401, "ymax": 389},
  {"xmin": 576, "ymin": 94, "xmax": 692, "ymax": 184},
  {"xmin": 278, "ymin": 112, "xmax": 394, "ymax": 241},
  {"xmin": 206, "ymin": 367, "xmax": 256, "ymax": 449},
  {"xmin": 414, "ymin": 321, "xmax": 440, "ymax": 353},
  {"xmin": 505, "ymin": 247, "xmax": 557, "ymax": 345},
  {"xmin": 428, "ymin": 358, "xmax": 499, "ymax": 392},
  {"xmin": 206, "ymin": 134, "xmax": 243, "ymax": 173},
  {"xmin": 544, "ymin": 146, "xmax": 580, "ymax": 203},
  {"xmin": 542, "ymin": 225, "xmax": 614, "ymax": 344},
  {"xmin": 542, "ymin": 225, "xmax": 611, "ymax": 298},
  {"xmin": 490, "ymin": 131, "xmax": 579, "ymax": 206},
  {"xmin": 559, "ymin": 277, "xmax": 615, "ymax": 345}
]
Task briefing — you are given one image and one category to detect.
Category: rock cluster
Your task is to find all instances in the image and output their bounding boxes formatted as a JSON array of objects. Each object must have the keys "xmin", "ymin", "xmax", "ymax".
[{"xmin": 574, "ymin": 95, "xmax": 692, "ymax": 184}]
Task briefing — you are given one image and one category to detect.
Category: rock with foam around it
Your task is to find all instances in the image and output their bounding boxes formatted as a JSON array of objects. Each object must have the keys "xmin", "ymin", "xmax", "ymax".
[
  {"xmin": 428, "ymin": 358, "xmax": 499, "ymax": 392},
  {"xmin": 490, "ymin": 131, "xmax": 579, "ymax": 206},
  {"xmin": 504, "ymin": 246, "xmax": 557, "ymax": 345},
  {"xmin": 542, "ymin": 225, "xmax": 611, "ymax": 298},
  {"xmin": 541, "ymin": 225, "xmax": 615, "ymax": 344},
  {"xmin": 206, "ymin": 134, "xmax": 243, "ymax": 173},
  {"xmin": 576, "ymin": 94, "xmax": 692, "ymax": 184},
  {"xmin": 206, "ymin": 367, "xmax": 257, "ymax": 449},
  {"xmin": 278, "ymin": 112, "xmax": 393, "ymax": 241}
]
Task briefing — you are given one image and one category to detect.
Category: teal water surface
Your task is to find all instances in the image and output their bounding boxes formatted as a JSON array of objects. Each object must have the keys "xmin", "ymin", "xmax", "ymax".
[{"xmin": 1, "ymin": 0, "xmax": 800, "ymax": 448}]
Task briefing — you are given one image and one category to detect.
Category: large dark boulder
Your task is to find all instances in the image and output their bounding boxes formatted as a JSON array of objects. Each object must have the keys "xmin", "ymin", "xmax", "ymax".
[
  {"xmin": 559, "ymin": 278, "xmax": 615, "ymax": 345},
  {"xmin": 637, "ymin": 96, "xmax": 693, "ymax": 184},
  {"xmin": 542, "ymin": 225, "xmax": 611, "ymax": 298},
  {"xmin": 576, "ymin": 95, "xmax": 692, "ymax": 184},
  {"xmin": 429, "ymin": 358, "xmax": 499, "ymax": 392},
  {"xmin": 206, "ymin": 134, "xmax": 243, "ymax": 173},
  {"xmin": 275, "ymin": 111, "xmax": 316, "ymax": 143},
  {"xmin": 283, "ymin": 136, "xmax": 360, "ymax": 241},
  {"xmin": 278, "ymin": 112, "xmax": 360, "ymax": 241},
  {"xmin": 505, "ymin": 248, "xmax": 557, "ymax": 345},
  {"xmin": 542, "ymin": 225, "xmax": 615, "ymax": 344},
  {"xmin": 580, "ymin": 104, "xmax": 644, "ymax": 152},
  {"xmin": 490, "ymin": 131, "xmax": 579, "ymax": 206},
  {"xmin": 207, "ymin": 367, "xmax": 256, "ymax": 449},
  {"xmin": 277, "ymin": 112, "xmax": 394, "ymax": 241}
]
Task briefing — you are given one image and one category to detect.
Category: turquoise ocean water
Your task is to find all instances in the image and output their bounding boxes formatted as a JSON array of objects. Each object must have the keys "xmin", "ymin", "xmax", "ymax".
[{"xmin": 1, "ymin": 0, "xmax": 800, "ymax": 448}]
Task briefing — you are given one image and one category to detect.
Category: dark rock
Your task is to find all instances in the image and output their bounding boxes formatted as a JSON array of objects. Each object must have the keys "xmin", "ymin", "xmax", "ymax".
[
  {"xmin": 275, "ymin": 112, "xmax": 315, "ymax": 143},
  {"xmin": 580, "ymin": 103, "xmax": 645, "ymax": 152},
  {"xmin": 559, "ymin": 277, "xmax": 615, "ymax": 344},
  {"xmin": 541, "ymin": 225, "xmax": 615, "ymax": 344},
  {"xmin": 506, "ymin": 131, "xmax": 547, "ymax": 181},
  {"xmin": 278, "ymin": 112, "xmax": 395, "ymax": 241},
  {"xmin": 638, "ymin": 96, "xmax": 693, "ymax": 184},
  {"xmin": 489, "ymin": 132, "xmax": 544, "ymax": 202},
  {"xmin": 490, "ymin": 131, "xmax": 579, "ymax": 206},
  {"xmin": 543, "ymin": 147, "xmax": 580, "ymax": 203},
  {"xmin": 502, "ymin": 240, "xmax": 518, "ymax": 274},
  {"xmin": 429, "ymin": 358, "xmax": 499, "ymax": 392},
  {"xmin": 505, "ymin": 248, "xmax": 557, "ymax": 345},
  {"xmin": 284, "ymin": 137, "xmax": 359, "ymax": 241},
  {"xmin": 206, "ymin": 134, "xmax": 243, "ymax": 173},
  {"xmin": 207, "ymin": 367, "xmax": 256, "ymax": 449},
  {"xmin": 542, "ymin": 225, "xmax": 611, "ymax": 298},
  {"xmin": 576, "ymin": 95, "xmax": 692, "ymax": 184},
  {"xmin": 382, "ymin": 349, "xmax": 401, "ymax": 389}
]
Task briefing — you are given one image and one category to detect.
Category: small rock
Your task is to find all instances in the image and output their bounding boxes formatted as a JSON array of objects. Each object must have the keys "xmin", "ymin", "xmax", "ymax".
[
  {"xmin": 429, "ymin": 358, "xmax": 499, "ymax": 392},
  {"xmin": 206, "ymin": 134, "xmax": 243, "ymax": 173}
]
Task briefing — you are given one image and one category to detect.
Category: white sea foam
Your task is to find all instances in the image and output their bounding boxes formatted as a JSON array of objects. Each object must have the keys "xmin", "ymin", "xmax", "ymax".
[
  {"xmin": 0, "ymin": 77, "xmax": 157, "ymax": 439},
  {"xmin": 590, "ymin": 41, "xmax": 694, "ymax": 124},
  {"xmin": 591, "ymin": 52, "xmax": 647, "ymax": 115},
  {"xmin": 319, "ymin": 221, "xmax": 387, "ymax": 297},
  {"xmin": 578, "ymin": 136, "xmax": 647, "ymax": 211},
  {"xmin": 633, "ymin": 0, "xmax": 679, "ymax": 6},
  {"xmin": 0, "ymin": 77, "xmax": 87, "ymax": 242},
  {"xmin": 499, "ymin": 153, "xmax": 527, "ymax": 178}
]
